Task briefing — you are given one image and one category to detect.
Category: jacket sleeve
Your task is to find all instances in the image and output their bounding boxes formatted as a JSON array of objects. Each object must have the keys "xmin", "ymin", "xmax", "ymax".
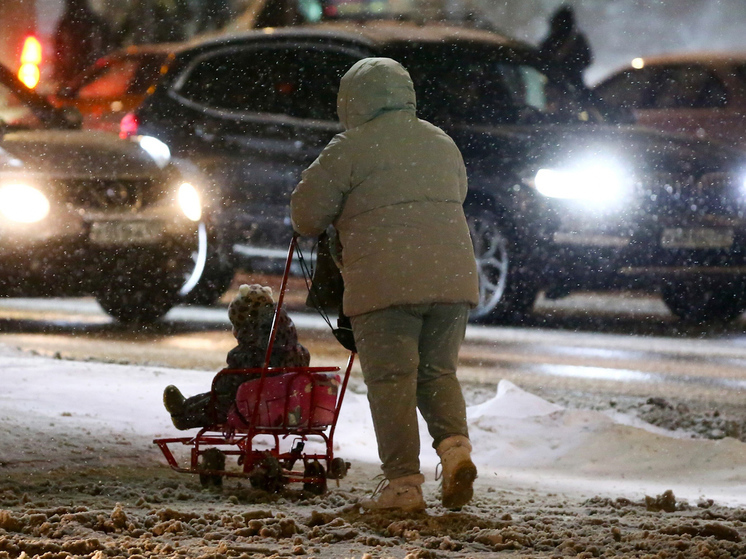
[
  {"xmin": 291, "ymin": 135, "xmax": 352, "ymax": 237},
  {"xmin": 456, "ymin": 144, "xmax": 468, "ymax": 202}
]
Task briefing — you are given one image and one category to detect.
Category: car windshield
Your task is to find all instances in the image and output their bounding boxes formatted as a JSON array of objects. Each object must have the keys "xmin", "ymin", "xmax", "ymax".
[
  {"xmin": 0, "ymin": 64, "xmax": 71, "ymax": 130},
  {"xmin": 68, "ymin": 54, "xmax": 167, "ymax": 98},
  {"xmin": 386, "ymin": 44, "xmax": 600, "ymax": 126},
  {"xmin": 0, "ymin": 78, "xmax": 43, "ymax": 129}
]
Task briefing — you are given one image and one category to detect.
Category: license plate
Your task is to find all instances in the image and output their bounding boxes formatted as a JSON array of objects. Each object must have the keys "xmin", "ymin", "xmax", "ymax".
[
  {"xmin": 90, "ymin": 220, "xmax": 163, "ymax": 245},
  {"xmin": 661, "ymin": 227, "xmax": 734, "ymax": 249}
]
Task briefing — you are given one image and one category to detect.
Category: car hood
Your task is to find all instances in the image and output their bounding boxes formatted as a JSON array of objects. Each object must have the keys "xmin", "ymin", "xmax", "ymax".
[
  {"xmin": 453, "ymin": 123, "xmax": 746, "ymax": 177},
  {"xmin": 0, "ymin": 130, "xmax": 162, "ymax": 178}
]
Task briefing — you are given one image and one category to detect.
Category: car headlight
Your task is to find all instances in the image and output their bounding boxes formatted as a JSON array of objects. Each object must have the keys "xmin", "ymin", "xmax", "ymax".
[
  {"xmin": 178, "ymin": 182, "xmax": 202, "ymax": 221},
  {"xmin": 0, "ymin": 183, "xmax": 50, "ymax": 223},
  {"xmin": 534, "ymin": 162, "xmax": 628, "ymax": 207}
]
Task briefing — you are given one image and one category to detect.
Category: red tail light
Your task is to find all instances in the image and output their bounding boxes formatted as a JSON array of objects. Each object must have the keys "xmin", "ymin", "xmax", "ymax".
[
  {"xmin": 120, "ymin": 112, "xmax": 139, "ymax": 138},
  {"xmin": 18, "ymin": 36, "xmax": 42, "ymax": 89}
]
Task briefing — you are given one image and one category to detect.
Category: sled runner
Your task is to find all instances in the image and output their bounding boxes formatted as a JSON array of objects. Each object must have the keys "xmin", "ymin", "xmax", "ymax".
[{"xmin": 153, "ymin": 235, "xmax": 355, "ymax": 494}]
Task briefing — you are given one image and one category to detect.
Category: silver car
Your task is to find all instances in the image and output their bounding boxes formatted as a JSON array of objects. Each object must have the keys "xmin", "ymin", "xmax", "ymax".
[{"xmin": 0, "ymin": 63, "xmax": 217, "ymax": 323}]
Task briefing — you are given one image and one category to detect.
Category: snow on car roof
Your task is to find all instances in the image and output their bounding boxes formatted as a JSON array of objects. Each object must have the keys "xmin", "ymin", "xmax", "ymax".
[
  {"xmin": 621, "ymin": 51, "xmax": 746, "ymax": 69},
  {"xmin": 191, "ymin": 19, "xmax": 528, "ymax": 52}
]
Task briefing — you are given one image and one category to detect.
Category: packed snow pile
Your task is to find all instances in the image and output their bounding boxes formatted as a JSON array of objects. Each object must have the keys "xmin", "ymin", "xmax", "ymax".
[{"xmin": 2, "ymin": 344, "xmax": 746, "ymax": 506}]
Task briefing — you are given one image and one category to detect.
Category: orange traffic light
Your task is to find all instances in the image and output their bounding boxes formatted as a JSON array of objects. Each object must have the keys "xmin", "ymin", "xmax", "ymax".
[{"xmin": 18, "ymin": 36, "xmax": 42, "ymax": 89}]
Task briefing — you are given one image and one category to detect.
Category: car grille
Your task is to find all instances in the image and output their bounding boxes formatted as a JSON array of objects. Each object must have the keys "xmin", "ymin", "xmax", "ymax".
[
  {"xmin": 60, "ymin": 178, "xmax": 156, "ymax": 211},
  {"xmin": 639, "ymin": 171, "xmax": 741, "ymax": 218}
]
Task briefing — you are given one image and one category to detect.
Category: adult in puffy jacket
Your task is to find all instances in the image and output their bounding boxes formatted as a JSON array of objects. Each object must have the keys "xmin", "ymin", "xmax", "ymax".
[{"xmin": 291, "ymin": 57, "xmax": 479, "ymax": 512}]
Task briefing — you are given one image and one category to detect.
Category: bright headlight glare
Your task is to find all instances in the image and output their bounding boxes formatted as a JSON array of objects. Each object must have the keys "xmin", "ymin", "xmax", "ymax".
[
  {"xmin": 0, "ymin": 184, "xmax": 50, "ymax": 223},
  {"xmin": 178, "ymin": 182, "xmax": 202, "ymax": 221},
  {"xmin": 535, "ymin": 165, "xmax": 625, "ymax": 203}
]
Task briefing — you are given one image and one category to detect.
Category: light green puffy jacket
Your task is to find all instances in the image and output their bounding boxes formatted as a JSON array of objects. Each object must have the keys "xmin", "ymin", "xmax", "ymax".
[{"xmin": 291, "ymin": 57, "xmax": 479, "ymax": 317}]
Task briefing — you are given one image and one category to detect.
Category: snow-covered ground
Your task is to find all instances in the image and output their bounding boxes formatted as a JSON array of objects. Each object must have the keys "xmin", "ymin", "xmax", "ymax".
[
  {"xmin": 5, "ymin": 343, "xmax": 746, "ymax": 558},
  {"xmin": 3, "ymin": 343, "xmax": 746, "ymax": 507}
]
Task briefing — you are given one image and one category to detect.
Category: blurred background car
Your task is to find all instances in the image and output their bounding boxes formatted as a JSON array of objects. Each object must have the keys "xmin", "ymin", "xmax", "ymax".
[
  {"xmin": 51, "ymin": 44, "xmax": 182, "ymax": 133},
  {"xmin": 44, "ymin": 41, "xmax": 237, "ymax": 306},
  {"xmin": 126, "ymin": 21, "xmax": 746, "ymax": 325},
  {"xmin": 593, "ymin": 53, "xmax": 746, "ymax": 149},
  {"xmin": 45, "ymin": 0, "xmax": 330, "ymax": 135},
  {"xmin": 0, "ymin": 62, "xmax": 225, "ymax": 323}
]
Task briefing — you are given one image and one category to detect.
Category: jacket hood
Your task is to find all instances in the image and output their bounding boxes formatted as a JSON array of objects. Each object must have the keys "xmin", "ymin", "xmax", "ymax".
[{"xmin": 337, "ymin": 57, "xmax": 416, "ymax": 130}]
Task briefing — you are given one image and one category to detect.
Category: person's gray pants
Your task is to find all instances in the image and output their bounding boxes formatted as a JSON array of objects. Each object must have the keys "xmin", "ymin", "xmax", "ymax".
[{"xmin": 350, "ymin": 303, "xmax": 470, "ymax": 480}]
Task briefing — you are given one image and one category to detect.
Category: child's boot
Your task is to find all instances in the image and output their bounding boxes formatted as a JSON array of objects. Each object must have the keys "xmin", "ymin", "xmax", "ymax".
[
  {"xmin": 436, "ymin": 435, "xmax": 477, "ymax": 510},
  {"xmin": 163, "ymin": 385, "xmax": 185, "ymax": 416}
]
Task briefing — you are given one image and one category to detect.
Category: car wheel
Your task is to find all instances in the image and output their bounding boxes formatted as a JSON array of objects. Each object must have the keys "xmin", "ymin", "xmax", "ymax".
[
  {"xmin": 180, "ymin": 223, "xmax": 235, "ymax": 306},
  {"xmin": 95, "ymin": 242, "xmax": 195, "ymax": 324},
  {"xmin": 661, "ymin": 278, "xmax": 746, "ymax": 323},
  {"xmin": 466, "ymin": 205, "xmax": 537, "ymax": 323},
  {"xmin": 96, "ymin": 274, "xmax": 182, "ymax": 324}
]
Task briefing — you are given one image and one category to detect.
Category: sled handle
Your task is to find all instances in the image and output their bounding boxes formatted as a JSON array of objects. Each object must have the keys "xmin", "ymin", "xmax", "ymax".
[{"xmin": 263, "ymin": 234, "xmax": 298, "ymax": 368}]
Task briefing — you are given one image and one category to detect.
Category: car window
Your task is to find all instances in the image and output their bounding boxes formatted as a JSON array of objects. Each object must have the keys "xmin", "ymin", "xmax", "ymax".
[
  {"xmin": 127, "ymin": 57, "xmax": 168, "ymax": 95},
  {"xmin": 76, "ymin": 56, "xmax": 165, "ymax": 99},
  {"xmin": 594, "ymin": 68, "xmax": 659, "ymax": 109},
  {"xmin": 734, "ymin": 63, "xmax": 746, "ymax": 87},
  {"xmin": 652, "ymin": 65, "xmax": 728, "ymax": 109},
  {"xmin": 0, "ymin": 81, "xmax": 41, "ymax": 128},
  {"xmin": 176, "ymin": 45, "xmax": 359, "ymax": 121},
  {"xmin": 387, "ymin": 44, "xmax": 595, "ymax": 125},
  {"xmin": 78, "ymin": 59, "xmax": 141, "ymax": 99}
]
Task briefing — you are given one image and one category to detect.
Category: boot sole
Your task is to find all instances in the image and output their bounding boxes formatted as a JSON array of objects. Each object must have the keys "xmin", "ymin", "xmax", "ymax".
[
  {"xmin": 442, "ymin": 462, "xmax": 477, "ymax": 510},
  {"xmin": 361, "ymin": 500, "xmax": 427, "ymax": 513}
]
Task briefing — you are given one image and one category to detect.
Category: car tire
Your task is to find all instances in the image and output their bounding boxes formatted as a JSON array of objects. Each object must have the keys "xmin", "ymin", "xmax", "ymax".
[
  {"xmin": 95, "ymin": 244, "xmax": 194, "ymax": 324},
  {"xmin": 661, "ymin": 278, "xmax": 746, "ymax": 324},
  {"xmin": 96, "ymin": 275, "xmax": 181, "ymax": 324},
  {"xmin": 465, "ymin": 205, "xmax": 538, "ymax": 324}
]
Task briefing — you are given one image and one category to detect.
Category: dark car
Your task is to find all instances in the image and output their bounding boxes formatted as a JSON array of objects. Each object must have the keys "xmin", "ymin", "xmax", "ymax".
[
  {"xmin": 594, "ymin": 53, "xmax": 746, "ymax": 150},
  {"xmin": 0, "ymin": 62, "xmax": 223, "ymax": 323},
  {"xmin": 127, "ymin": 21, "xmax": 746, "ymax": 324}
]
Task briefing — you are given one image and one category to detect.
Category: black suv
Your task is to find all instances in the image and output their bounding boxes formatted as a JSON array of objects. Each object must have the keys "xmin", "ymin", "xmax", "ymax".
[{"xmin": 130, "ymin": 21, "xmax": 746, "ymax": 324}]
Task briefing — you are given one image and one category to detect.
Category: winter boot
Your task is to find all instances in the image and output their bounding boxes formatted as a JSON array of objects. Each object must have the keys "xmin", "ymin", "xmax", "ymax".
[
  {"xmin": 360, "ymin": 473, "xmax": 426, "ymax": 513},
  {"xmin": 436, "ymin": 435, "xmax": 477, "ymax": 510},
  {"xmin": 163, "ymin": 385, "xmax": 185, "ymax": 416}
]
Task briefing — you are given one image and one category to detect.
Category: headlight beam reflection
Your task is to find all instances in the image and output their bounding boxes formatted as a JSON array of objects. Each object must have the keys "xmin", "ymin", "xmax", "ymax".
[
  {"xmin": 536, "ymin": 363, "xmax": 746, "ymax": 390},
  {"xmin": 179, "ymin": 221, "xmax": 208, "ymax": 297}
]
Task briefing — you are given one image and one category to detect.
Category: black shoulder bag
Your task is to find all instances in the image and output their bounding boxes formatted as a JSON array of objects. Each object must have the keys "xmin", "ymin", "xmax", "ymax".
[{"xmin": 303, "ymin": 230, "xmax": 356, "ymax": 353}]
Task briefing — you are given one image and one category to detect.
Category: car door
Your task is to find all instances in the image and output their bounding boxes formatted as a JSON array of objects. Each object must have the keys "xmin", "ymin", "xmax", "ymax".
[{"xmin": 168, "ymin": 41, "xmax": 368, "ymax": 259}]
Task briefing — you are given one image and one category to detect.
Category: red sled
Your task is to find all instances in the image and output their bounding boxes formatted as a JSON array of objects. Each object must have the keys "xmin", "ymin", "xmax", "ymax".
[
  {"xmin": 228, "ymin": 371, "xmax": 340, "ymax": 430},
  {"xmin": 153, "ymin": 236, "xmax": 355, "ymax": 494}
]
